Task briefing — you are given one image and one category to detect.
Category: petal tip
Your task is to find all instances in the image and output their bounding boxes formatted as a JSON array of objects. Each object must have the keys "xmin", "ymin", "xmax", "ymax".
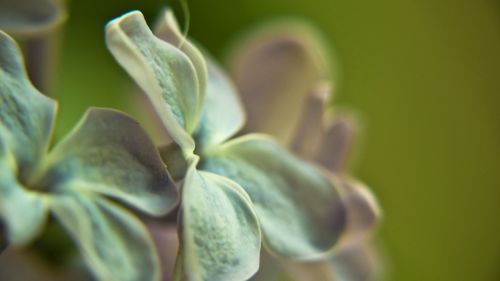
[{"xmin": 106, "ymin": 10, "xmax": 148, "ymax": 35}]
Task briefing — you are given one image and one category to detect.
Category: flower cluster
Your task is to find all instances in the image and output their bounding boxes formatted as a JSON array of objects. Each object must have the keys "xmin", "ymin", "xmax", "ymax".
[{"xmin": 0, "ymin": 3, "xmax": 380, "ymax": 281}]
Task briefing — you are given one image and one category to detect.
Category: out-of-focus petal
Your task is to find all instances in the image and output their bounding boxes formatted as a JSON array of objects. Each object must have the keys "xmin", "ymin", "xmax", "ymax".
[
  {"xmin": 229, "ymin": 22, "xmax": 332, "ymax": 145},
  {"xmin": 289, "ymin": 83, "xmax": 331, "ymax": 158},
  {"xmin": 314, "ymin": 115, "xmax": 358, "ymax": 173},
  {"xmin": 332, "ymin": 241, "xmax": 380, "ymax": 281},
  {"xmin": 252, "ymin": 241, "xmax": 380, "ymax": 281},
  {"xmin": 251, "ymin": 250, "xmax": 336, "ymax": 281},
  {"xmin": 106, "ymin": 11, "xmax": 202, "ymax": 153},
  {"xmin": 202, "ymin": 134, "xmax": 346, "ymax": 259},
  {"xmin": 0, "ymin": 0, "xmax": 66, "ymax": 36},
  {"xmin": 176, "ymin": 157, "xmax": 261, "ymax": 281},
  {"xmin": 40, "ymin": 108, "xmax": 178, "ymax": 217},
  {"xmin": 336, "ymin": 178, "xmax": 381, "ymax": 250},
  {"xmin": 148, "ymin": 223, "xmax": 179, "ymax": 281},
  {"xmin": 50, "ymin": 195, "xmax": 161, "ymax": 281}
]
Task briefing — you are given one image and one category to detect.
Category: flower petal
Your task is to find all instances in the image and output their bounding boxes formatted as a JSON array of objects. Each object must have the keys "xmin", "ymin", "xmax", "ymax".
[
  {"xmin": 251, "ymin": 241, "xmax": 380, "ymax": 281},
  {"xmin": 50, "ymin": 194, "xmax": 161, "ymax": 281},
  {"xmin": 153, "ymin": 9, "xmax": 245, "ymax": 149},
  {"xmin": 289, "ymin": 84, "xmax": 331, "ymax": 158},
  {"xmin": 40, "ymin": 108, "xmax": 178, "ymax": 216},
  {"xmin": 281, "ymin": 261, "xmax": 334, "ymax": 281},
  {"xmin": 106, "ymin": 11, "xmax": 202, "ymax": 153},
  {"xmin": 229, "ymin": 22, "xmax": 331, "ymax": 144},
  {"xmin": 250, "ymin": 251, "xmax": 335, "ymax": 281},
  {"xmin": 283, "ymin": 82, "xmax": 358, "ymax": 173},
  {"xmin": 147, "ymin": 222, "xmax": 179, "ymax": 281},
  {"xmin": 194, "ymin": 56, "xmax": 246, "ymax": 149},
  {"xmin": 337, "ymin": 178, "xmax": 381, "ymax": 250},
  {"xmin": 153, "ymin": 9, "xmax": 207, "ymax": 105},
  {"xmin": 202, "ymin": 134, "xmax": 346, "ymax": 259},
  {"xmin": 314, "ymin": 115, "xmax": 358, "ymax": 173},
  {"xmin": 177, "ymin": 157, "xmax": 261, "ymax": 281},
  {"xmin": 0, "ymin": 0, "xmax": 66, "ymax": 36},
  {"xmin": 332, "ymin": 242, "xmax": 380, "ymax": 281},
  {"xmin": 0, "ymin": 165, "xmax": 48, "ymax": 246},
  {"xmin": 0, "ymin": 128, "xmax": 48, "ymax": 246},
  {"xmin": 0, "ymin": 31, "xmax": 56, "ymax": 179}
]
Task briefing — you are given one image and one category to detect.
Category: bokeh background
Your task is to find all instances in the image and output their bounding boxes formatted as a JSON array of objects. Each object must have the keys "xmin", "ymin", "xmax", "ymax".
[{"xmin": 50, "ymin": 1, "xmax": 500, "ymax": 281}]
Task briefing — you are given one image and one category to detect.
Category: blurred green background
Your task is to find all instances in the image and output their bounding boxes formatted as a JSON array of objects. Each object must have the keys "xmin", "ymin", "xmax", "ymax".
[{"xmin": 52, "ymin": 1, "xmax": 500, "ymax": 281}]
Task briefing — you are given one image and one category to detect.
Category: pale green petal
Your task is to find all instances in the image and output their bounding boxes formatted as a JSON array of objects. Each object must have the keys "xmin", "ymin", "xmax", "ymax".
[
  {"xmin": 0, "ymin": 0, "xmax": 66, "ymax": 36},
  {"xmin": 106, "ymin": 11, "xmax": 201, "ymax": 153},
  {"xmin": 154, "ymin": 9, "xmax": 207, "ymax": 108},
  {"xmin": 0, "ymin": 125, "xmax": 48, "ymax": 247},
  {"xmin": 202, "ymin": 134, "xmax": 346, "ymax": 259},
  {"xmin": 229, "ymin": 22, "xmax": 332, "ymax": 144},
  {"xmin": 40, "ymin": 108, "xmax": 178, "ymax": 216},
  {"xmin": 0, "ymin": 165, "xmax": 48, "ymax": 246},
  {"xmin": 178, "ymin": 158, "xmax": 261, "ymax": 281},
  {"xmin": 249, "ymin": 164, "xmax": 380, "ymax": 281},
  {"xmin": 251, "ymin": 179, "xmax": 381, "ymax": 281},
  {"xmin": 0, "ymin": 31, "xmax": 56, "ymax": 180},
  {"xmin": 154, "ymin": 9, "xmax": 244, "ymax": 148},
  {"xmin": 194, "ymin": 56, "xmax": 246, "ymax": 149},
  {"xmin": 50, "ymin": 195, "xmax": 161, "ymax": 281}
]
